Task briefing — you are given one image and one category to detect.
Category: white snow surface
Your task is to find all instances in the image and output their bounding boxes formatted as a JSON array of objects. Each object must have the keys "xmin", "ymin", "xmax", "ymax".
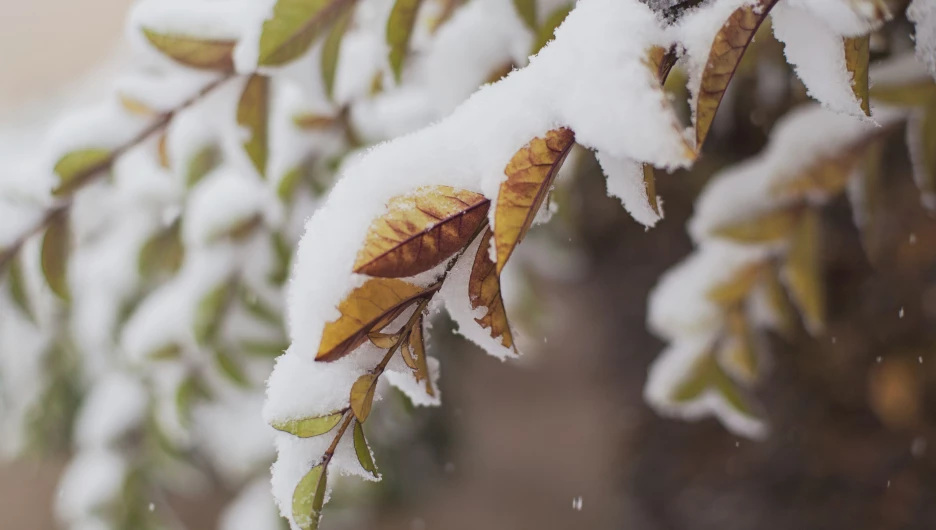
[{"xmin": 909, "ymin": 0, "xmax": 936, "ymax": 80}]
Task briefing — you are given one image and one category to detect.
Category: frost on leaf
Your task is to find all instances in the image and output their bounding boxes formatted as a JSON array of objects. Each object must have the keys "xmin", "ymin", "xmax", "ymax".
[
  {"xmin": 317, "ymin": 279, "xmax": 431, "ymax": 361},
  {"xmin": 468, "ymin": 228, "xmax": 514, "ymax": 350},
  {"xmin": 41, "ymin": 212, "xmax": 70, "ymax": 301},
  {"xmin": 141, "ymin": 29, "xmax": 236, "ymax": 71},
  {"xmin": 292, "ymin": 464, "xmax": 327, "ymax": 530},
  {"xmin": 353, "ymin": 186, "xmax": 490, "ymax": 278},
  {"xmin": 52, "ymin": 149, "xmax": 112, "ymax": 197},
  {"xmin": 272, "ymin": 412, "xmax": 344, "ymax": 438},
  {"xmin": 844, "ymin": 35, "xmax": 871, "ymax": 117},
  {"xmin": 258, "ymin": 0, "xmax": 358, "ymax": 67},
  {"xmin": 494, "ymin": 128, "xmax": 575, "ymax": 274},
  {"xmin": 237, "ymin": 75, "xmax": 270, "ymax": 177},
  {"xmin": 782, "ymin": 208, "xmax": 824, "ymax": 334},
  {"xmin": 387, "ymin": 0, "xmax": 426, "ymax": 82}
]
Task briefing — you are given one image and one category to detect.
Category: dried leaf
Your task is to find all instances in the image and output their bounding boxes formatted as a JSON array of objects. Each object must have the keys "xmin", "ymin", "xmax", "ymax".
[
  {"xmin": 214, "ymin": 348, "xmax": 250, "ymax": 388},
  {"xmin": 273, "ymin": 411, "xmax": 344, "ymax": 438},
  {"xmin": 494, "ymin": 128, "xmax": 575, "ymax": 273},
  {"xmin": 148, "ymin": 343, "xmax": 182, "ymax": 361},
  {"xmin": 210, "ymin": 213, "xmax": 264, "ymax": 243},
  {"xmin": 849, "ymin": 140, "xmax": 885, "ymax": 263},
  {"xmin": 711, "ymin": 207, "xmax": 800, "ymax": 243},
  {"xmin": 318, "ymin": 278, "xmax": 430, "ymax": 361},
  {"xmin": 468, "ymin": 228, "xmax": 514, "ymax": 350},
  {"xmin": 52, "ymin": 149, "xmax": 111, "ymax": 197},
  {"xmin": 844, "ymin": 35, "xmax": 870, "ymax": 116},
  {"xmin": 186, "ymin": 145, "xmax": 221, "ymax": 188},
  {"xmin": 400, "ymin": 336, "xmax": 418, "ymax": 370},
  {"xmin": 139, "ymin": 220, "xmax": 184, "ymax": 280},
  {"xmin": 157, "ymin": 134, "xmax": 170, "ymax": 169},
  {"xmin": 194, "ymin": 282, "xmax": 233, "ymax": 345},
  {"xmin": 258, "ymin": 0, "xmax": 357, "ymax": 67},
  {"xmin": 350, "ymin": 373, "xmax": 377, "ymax": 422},
  {"xmin": 410, "ymin": 315, "xmax": 434, "ymax": 396},
  {"xmin": 292, "ymin": 464, "xmax": 327, "ymax": 530},
  {"xmin": 322, "ymin": 3, "xmax": 355, "ymax": 99},
  {"xmin": 530, "ymin": 3, "xmax": 572, "ymax": 55},
  {"xmin": 512, "ymin": 0, "xmax": 537, "ymax": 31},
  {"xmin": 783, "ymin": 208, "xmax": 824, "ymax": 333},
  {"xmin": 387, "ymin": 0, "xmax": 426, "ymax": 82},
  {"xmin": 695, "ymin": 0, "xmax": 774, "ymax": 149},
  {"xmin": 646, "ymin": 45, "xmax": 677, "ymax": 84},
  {"xmin": 354, "ymin": 186, "xmax": 489, "ymax": 278},
  {"xmin": 707, "ymin": 262, "xmax": 763, "ymax": 307},
  {"xmin": 237, "ymin": 75, "xmax": 270, "ymax": 177},
  {"xmin": 119, "ymin": 94, "xmax": 156, "ymax": 116},
  {"xmin": 141, "ymin": 29, "xmax": 236, "ymax": 71},
  {"xmin": 771, "ymin": 151, "xmax": 861, "ymax": 199},
  {"xmin": 643, "ymin": 164, "xmax": 660, "ymax": 216},
  {"xmin": 353, "ymin": 421, "xmax": 378, "ymax": 477},
  {"xmin": 41, "ymin": 213, "xmax": 70, "ymax": 301},
  {"xmin": 367, "ymin": 332, "xmax": 400, "ymax": 349}
]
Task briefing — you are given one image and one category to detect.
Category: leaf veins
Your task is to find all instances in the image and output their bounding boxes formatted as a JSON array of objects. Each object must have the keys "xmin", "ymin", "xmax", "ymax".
[{"xmin": 468, "ymin": 228, "xmax": 514, "ymax": 350}]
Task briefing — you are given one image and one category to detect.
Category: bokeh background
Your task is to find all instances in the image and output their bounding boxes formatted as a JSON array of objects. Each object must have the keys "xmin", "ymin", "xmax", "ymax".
[{"xmin": 2, "ymin": 1, "xmax": 936, "ymax": 529}]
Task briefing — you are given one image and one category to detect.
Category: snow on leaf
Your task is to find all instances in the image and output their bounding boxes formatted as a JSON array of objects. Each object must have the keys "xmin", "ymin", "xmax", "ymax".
[
  {"xmin": 387, "ymin": 0, "xmax": 426, "ymax": 83},
  {"xmin": 258, "ymin": 0, "xmax": 357, "ymax": 67},
  {"xmin": 695, "ymin": 0, "xmax": 776, "ymax": 150},
  {"xmin": 711, "ymin": 207, "xmax": 800, "ymax": 243},
  {"xmin": 352, "ymin": 421, "xmax": 377, "ymax": 477},
  {"xmin": 782, "ymin": 208, "xmax": 824, "ymax": 334},
  {"xmin": 494, "ymin": 128, "xmax": 575, "ymax": 274},
  {"xmin": 237, "ymin": 75, "xmax": 270, "ymax": 178},
  {"xmin": 468, "ymin": 228, "xmax": 514, "ymax": 350},
  {"xmin": 321, "ymin": 3, "xmax": 355, "ymax": 100},
  {"xmin": 353, "ymin": 186, "xmax": 489, "ymax": 278},
  {"xmin": 141, "ymin": 28, "xmax": 237, "ymax": 71},
  {"xmin": 770, "ymin": 149, "xmax": 862, "ymax": 199},
  {"xmin": 317, "ymin": 279, "xmax": 430, "ymax": 362},
  {"xmin": 41, "ymin": 212, "xmax": 70, "ymax": 301},
  {"xmin": 272, "ymin": 412, "xmax": 344, "ymax": 438},
  {"xmin": 52, "ymin": 149, "xmax": 112, "ymax": 197},
  {"xmin": 292, "ymin": 464, "xmax": 327, "ymax": 530},
  {"xmin": 350, "ymin": 374, "xmax": 377, "ymax": 422},
  {"xmin": 844, "ymin": 35, "xmax": 871, "ymax": 117},
  {"xmin": 531, "ymin": 4, "xmax": 573, "ymax": 56},
  {"xmin": 706, "ymin": 262, "xmax": 763, "ymax": 307}
]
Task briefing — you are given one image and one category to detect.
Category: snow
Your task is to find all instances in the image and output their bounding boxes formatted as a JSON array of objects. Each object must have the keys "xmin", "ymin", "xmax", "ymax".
[
  {"xmin": 74, "ymin": 372, "xmax": 147, "ymax": 448},
  {"xmin": 596, "ymin": 151, "xmax": 662, "ymax": 227},
  {"xmin": 909, "ymin": 0, "xmax": 936, "ymax": 80},
  {"xmin": 220, "ymin": 478, "xmax": 283, "ymax": 530},
  {"xmin": 56, "ymin": 449, "xmax": 128, "ymax": 524}
]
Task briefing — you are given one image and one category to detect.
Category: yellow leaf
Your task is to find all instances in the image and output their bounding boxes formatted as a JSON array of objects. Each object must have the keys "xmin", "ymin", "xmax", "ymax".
[
  {"xmin": 318, "ymin": 278, "xmax": 430, "ymax": 361},
  {"xmin": 367, "ymin": 332, "xmax": 400, "ymax": 349},
  {"xmin": 645, "ymin": 46, "xmax": 672, "ymax": 84},
  {"xmin": 292, "ymin": 464, "xmax": 327, "ymax": 530},
  {"xmin": 711, "ymin": 207, "xmax": 800, "ymax": 243},
  {"xmin": 706, "ymin": 262, "xmax": 763, "ymax": 307},
  {"xmin": 237, "ymin": 75, "xmax": 270, "ymax": 177},
  {"xmin": 783, "ymin": 208, "xmax": 824, "ymax": 333},
  {"xmin": 157, "ymin": 134, "xmax": 170, "ymax": 169},
  {"xmin": 410, "ymin": 315, "xmax": 433, "ymax": 396},
  {"xmin": 353, "ymin": 421, "xmax": 378, "ymax": 477},
  {"xmin": 850, "ymin": 140, "xmax": 886, "ymax": 263},
  {"xmin": 119, "ymin": 94, "xmax": 156, "ymax": 116},
  {"xmin": 272, "ymin": 411, "xmax": 344, "ymax": 438},
  {"xmin": 292, "ymin": 113, "xmax": 339, "ymax": 129},
  {"xmin": 387, "ymin": 0, "xmax": 426, "ymax": 82},
  {"xmin": 694, "ymin": 0, "xmax": 773, "ymax": 150},
  {"xmin": 530, "ymin": 4, "xmax": 573, "ymax": 56},
  {"xmin": 512, "ymin": 0, "xmax": 537, "ymax": 31},
  {"xmin": 41, "ymin": 213, "xmax": 70, "ymax": 301},
  {"xmin": 671, "ymin": 347, "xmax": 756, "ymax": 417},
  {"xmin": 844, "ymin": 35, "xmax": 870, "ymax": 117},
  {"xmin": 494, "ymin": 128, "xmax": 575, "ymax": 274},
  {"xmin": 720, "ymin": 309, "xmax": 758, "ymax": 384},
  {"xmin": 52, "ymin": 149, "xmax": 112, "ymax": 197},
  {"xmin": 468, "ymin": 228, "xmax": 515, "ymax": 350},
  {"xmin": 141, "ymin": 28, "xmax": 236, "ymax": 71},
  {"xmin": 763, "ymin": 261, "xmax": 798, "ymax": 339},
  {"xmin": 870, "ymin": 82, "xmax": 936, "ymax": 107},
  {"xmin": 258, "ymin": 0, "xmax": 358, "ymax": 67},
  {"xmin": 429, "ymin": 0, "xmax": 461, "ymax": 34},
  {"xmin": 350, "ymin": 373, "xmax": 377, "ymax": 422},
  {"xmin": 773, "ymin": 151, "xmax": 861, "ymax": 200},
  {"xmin": 354, "ymin": 185, "xmax": 490, "ymax": 278},
  {"xmin": 322, "ymin": 3, "xmax": 355, "ymax": 99}
]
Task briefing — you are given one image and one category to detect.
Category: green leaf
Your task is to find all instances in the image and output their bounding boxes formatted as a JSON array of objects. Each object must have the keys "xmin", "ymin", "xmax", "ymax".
[
  {"xmin": 142, "ymin": 28, "xmax": 236, "ymax": 71},
  {"xmin": 269, "ymin": 231, "xmax": 293, "ymax": 285},
  {"xmin": 194, "ymin": 282, "xmax": 233, "ymax": 345},
  {"xmin": 672, "ymin": 349, "xmax": 755, "ymax": 417},
  {"xmin": 352, "ymin": 421, "xmax": 377, "ymax": 477},
  {"xmin": 147, "ymin": 343, "xmax": 182, "ymax": 361},
  {"xmin": 512, "ymin": 0, "xmax": 537, "ymax": 31},
  {"xmin": 41, "ymin": 213, "xmax": 70, "ymax": 301},
  {"xmin": 350, "ymin": 373, "xmax": 377, "ymax": 422},
  {"xmin": 387, "ymin": 0, "xmax": 425, "ymax": 82},
  {"xmin": 8, "ymin": 256, "xmax": 35, "ymax": 323},
  {"xmin": 237, "ymin": 75, "xmax": 270, "ymax": 177},
  {"xmin": 783, "ymin": 208, "xmax": 824, "ymax": 333},
  {"xmin": 186, "ymin": 145, "xmax": 221, "ymax": 188},
  {"xmin": 214, "ymin": 348, "xmax": 250, "ymax": 388},
  {"xmin": 321, "ymin": 3, "xmax": 355, "ymax": 99},
  {"xmin": 530, "ymin": 4, "xmax": 572, "ymax": 55},
  {"xmin": 273, "ymin": 412, "xmax": 344, "ymax": 437},
  {"xmin": 292, "ymin": 464, "xmax": 327, "ymax": 530},
  {"xmin": 239, "ymin": 285, "xmax": 281, "ymax": 326},
  {"xmin": 278, "ymin": 166, "xmax": 304, "ymax": 203},
  {"xmin": 241, "ymin": 339, "xmax": 290, "ymax": 357},
  {"xmin": 258, "ymin": 0, "xmax": 358, "ymax": 67},
  {"xmin": 52, "ymin": 149, "xmax": 111, "ymax": 197},
  {"xmin": 139, "ymin": 220, "xmax": 184, "ymax": 280},
  {"xmin": 176, "ymin": 375, "xmax": 211, "ymax": 427}
]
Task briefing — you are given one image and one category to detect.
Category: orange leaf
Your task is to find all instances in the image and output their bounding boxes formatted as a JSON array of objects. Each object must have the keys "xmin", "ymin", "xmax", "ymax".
[
  {"xmin": 354, "ymin": 186, "xmax": 490, "ymax": 278},
  {"xmin": 317, "ymin": 278, "xmax": 432, "ymax": 361},
  {"xmin": 468, "ymin": 228, "xmax": 514, "ymax": 350},
  {"xmin": 409, "ymin": 315, "xmax": 433, "ymax": 396},
  {"xmin": 494, "ymin": 128, "xmax": 575, "ymax": 274}
]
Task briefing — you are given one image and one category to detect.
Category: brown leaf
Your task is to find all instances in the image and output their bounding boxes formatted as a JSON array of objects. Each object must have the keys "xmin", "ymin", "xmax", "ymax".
[
  {"xmin": 350, "ymin": 373, "xmax": 377, "ymax": 422},
  {"xmin": 468, "ymin": 228, "xmax": 514, "ymax": 350},
  {"xmin": 646, "ymin": 45, "xmax": 677, "ymax": 84},
  {"xmin": 494, "ymin": 128, "xmax": 575, "ymax": 274},
  {"xmin": 142, "ymin": 29, "xmax": 236, "ymax": 71},
  {"xmin": 643, "ymin": 164, "xmax": 660, "ymax": 216},
  {"xmin": 353, "ymin": 186, "xmax": 490, "ymax": 278},
  {"xmin": 317, "ymin": 278, "xmax": 431, "ymax": 361},
  {"xmin": 844, "ymin": 35, "xmax": 871, "ymax": 117},
  {"xmin": 782, "ymin": 208, "xmax": 824, "ymax": 333},
  {"xmin": 694, "ymin": 0, "xmax": 775, "ymax": 149},
  {"xmin": 409, "ymin": 315, "xmax": 433, "ymax": 396}
]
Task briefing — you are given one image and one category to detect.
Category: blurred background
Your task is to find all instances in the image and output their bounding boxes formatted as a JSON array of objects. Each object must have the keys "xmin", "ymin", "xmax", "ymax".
[{"xmin": 2, "ymin": 1, "xmax": 936, "ymax": 530}]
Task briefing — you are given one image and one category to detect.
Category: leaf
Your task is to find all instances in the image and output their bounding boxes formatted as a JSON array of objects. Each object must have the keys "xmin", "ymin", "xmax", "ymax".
[
  {"xmin": 318, "ymin": 278, "xmax": 430, "ymax": 361},
  {"xmin": 139, "ymin": 220, "xmax": 184, "ymax": 280},
  {"xmin": 241, "ymin": 339, "xmax": 290, "ymax": 357},
  {"xmin": 147, "ymin": 343, "xmax": 182, "ymax": 361},
  {"xmin": 269, "ymin": 231, "xmax": 293, "ymax": 285},
  {"xmin": 186, "ymin": 145, "xmax": 221, "ymax": 188},
  {"xmin": 844, "ymin": 35, "xmax": 870, "ymax": 117},
  {"xmin": 400, "ymin": 335, "xmax": 418, "ymax": 370},
  {"xmin": 909, "ymin": 100, "xmax": 936, "ymax": 207},
  {"xmin": 410, "ymin": 315, "xmax": 433, "ymax": 396},
  {"xmin": 367, "ymin": 332, "xmax": 400, "ymax": 349},
  {"xmin": 643, "ymin": 164, "xmax": 660, "ymax": 216},
  {"xmin": 711, "ymin": 207, "xmax": 799, "ymax": 243},
  {"xmin": 273, "ymin": 411, "xmax": 344, "ymax": 437},
  {"xmin": 292, "ymin": 464, "xmax": 327, "ymax": 530},
  {"xmin": 239, "ymin": 285, "xmax": 281, "ymax": 327},
  {"xmin": 671, "ymin": 348, "xmax": 755, "ymax": 417},
  {"xmin": 237, "ymin": 75, "xmax": 270, "ymax": 177},
  {"xmin": 176, "ymin": 375, "xmax": 211, "ymax": 427},
  {"xmin": 214, "ymin": 348, "xmax": 250, "ymax": 388},
  {"xmin": 41, "ymin": 213, "xmax": 70, "ymax": 301},
  {"xmin": 353, "ymin": 421, "xmax": 378, "ymax": 477},
  {"xmin": 8, "ymin": 256, "xmax": 34, "ymax": 323},
  {"xmin": 387, "ymin": 0, "xmax": 425, "ymax": 82},
  {"xmin": 646, "ymin": 45, "xmax": 677, "ymax": 84},
  {"xmin": 119, "ymin": 94, "xmax": 156, "ymax": 116},
  {"xmin": 350, "ymin": 373, "xmax": 377, "ymax": 422},
  {"xmin": 782, "ymin": 208, "xmax": 824, "ymax": 333},
  {"xmin": 764, "ymin": 261, "xmax": 798, "ymax": 339},
  {"xmin": 321, "ymin": 3, "xmax": 355, "ymax": 99},
  {"xmin": 870, "ymin": 82, "xmax": 936, "ymax": 107},
  {"xmin": 530, "ymin": 3, "xmax": 572, "ymax": 55},
  {"xmin": 512, "ymin": 0, "xmax": 537, "ymax": 31},
  {"xmin": 353, "ymin": 186, "xmax": 490, "ymax": 278},
  {"xmin": 52, "ymin": 149, "xmax": 112, "ymax": 197},
  {"xmin": 771, "ymin": 151, "xmax": 861, "ymax": 199},
  {"xmin": 494, "ymin": 128, "xmax": 575, "ymax": 274},
  {"xmin": 210, "ymin": 213, "xmax": 265, "ymax": 243},
  {"xmin": 157, "ymin": 134, "xmax": 171, "ymax": 169},
  {"xmin": 194, "ymin": 282, "xmax": 233, "ymax": 345},
  {"xmin": 141, "ymin": 28, "xmax": 236, "ymax": 71},
  {"xmin": 707, "ymin": 263, "xmax": 763, "ymax": 307},
  {"xmin": 720, "ymin": 309, "xmax": 757, "ymax": 384},
  {"xmin": 849, "ymin": 140, "xmax": 886, "ymax": 263},
  {"xmin": 292, "ymin": 113, "xmax": 340, "ymax": 130},
  {"xmin": 258, "ymin": 0, "xmax": 358, "ymax": 67},
  {"xmin": 468, "ymin": 228, "xmax": 514, "ymax": 350},
  {"xmin": 694, "ymin": 0, "xmax": 774, "ymax": 149}
]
